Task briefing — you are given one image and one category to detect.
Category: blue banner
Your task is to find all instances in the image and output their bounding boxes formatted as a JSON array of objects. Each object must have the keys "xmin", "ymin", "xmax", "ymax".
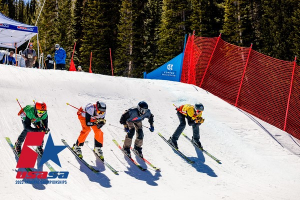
[
  {"xmin": 0, "ymin": 23, "xmax": 38, "ymax": 33},
  {"xmin": 144, "ymin": 53, "xmax": 183, "ymax": 82}
]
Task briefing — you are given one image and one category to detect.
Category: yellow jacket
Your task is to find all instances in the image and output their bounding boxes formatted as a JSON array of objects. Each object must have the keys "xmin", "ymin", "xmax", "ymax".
[{"xmin": 178, "ymin": 104, "xmax": 204, "ymax": 123}]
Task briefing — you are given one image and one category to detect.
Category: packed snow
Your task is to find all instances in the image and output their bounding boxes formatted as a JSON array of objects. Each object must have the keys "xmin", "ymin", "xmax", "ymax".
[{"xmin": 0, "ymin": 65, "xmax": 300, "ymax": 200}]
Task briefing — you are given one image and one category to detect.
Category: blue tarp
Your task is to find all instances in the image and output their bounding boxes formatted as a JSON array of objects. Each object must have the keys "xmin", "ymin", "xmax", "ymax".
[
  {"xmin": 144, "ymin": 53, "xmax": 184, "ymax": 82},
  {"xmin": 0, "ymin": 12, "xmax": 38, "ymax": 48}
]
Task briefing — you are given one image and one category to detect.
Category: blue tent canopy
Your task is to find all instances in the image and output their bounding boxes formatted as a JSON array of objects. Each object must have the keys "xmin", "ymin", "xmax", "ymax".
[{"xmin": 0, "ymin": 12, "xmax": 38, "ymax": 49}]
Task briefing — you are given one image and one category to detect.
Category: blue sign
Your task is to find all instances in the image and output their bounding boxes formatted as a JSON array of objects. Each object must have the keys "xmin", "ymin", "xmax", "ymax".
[{"xmin": 144, "ymin": 53, "xmax": 183, "ymax": 82}]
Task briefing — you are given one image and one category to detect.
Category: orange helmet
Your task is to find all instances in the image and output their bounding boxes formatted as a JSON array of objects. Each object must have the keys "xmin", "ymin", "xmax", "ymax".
[{"xmin": 35, "ymin": 102, "xmax": 47, "ymax": 111}]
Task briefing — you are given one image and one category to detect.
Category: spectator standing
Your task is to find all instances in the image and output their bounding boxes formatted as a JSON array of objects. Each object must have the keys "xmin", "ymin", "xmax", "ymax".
[
  {"xmin": 54, "ymin": 44, "xmax": 66, "ymax": 70},
  {"xmin": 22, "ymin": 43, "xmax": 37, "ymax": 68},
  {"xmin": 45, "ymin": 54, "xmax": 54, "ymax": 69},
  {"xmin": 78, "ymin": 66, "xmax": 83, "ymax": 72}
]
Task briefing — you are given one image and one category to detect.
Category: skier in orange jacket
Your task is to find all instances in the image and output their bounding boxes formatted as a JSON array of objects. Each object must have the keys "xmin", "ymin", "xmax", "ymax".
[{"xmin": 73, "ymin": 101, "xmax": 106, "ymax": 159}]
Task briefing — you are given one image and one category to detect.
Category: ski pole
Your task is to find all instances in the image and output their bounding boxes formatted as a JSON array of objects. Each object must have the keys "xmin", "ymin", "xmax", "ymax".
[
  {"xmin": 66, "ymin": 102, "xmax": 80, "ymax": 110},
  {"xmin": 16, "ymin": 98, "xmax": 22, "ymax": 109},
  {"xmin": 66, "ymin": 102, "xmax": 98, "ymax": 120},
  {"xmin": 108, "ymin": 123, "xmax": 123, "ymax": 130}
]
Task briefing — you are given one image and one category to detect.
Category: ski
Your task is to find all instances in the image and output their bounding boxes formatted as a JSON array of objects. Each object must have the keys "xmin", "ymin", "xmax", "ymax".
[
  {"xmin": 182, "ymin": 133, "xmax": 221, "ymax": 164},
  {"xmin": 85, "ymin": 141, "xmax": 119, "ymax": 175},
  {"xmin": 130, "ymin": 147, "xmax": 161, "ymax": 172},
  {"xmin": 157, "ymin": 132, "xmax": 195, "ymax": 164},
  {"xmin": 5, "ymin": 137, "xmax": 32, "ymax": 172},
  {"xmin": 112, "ymin": 139, "xmax": 146, "ymax": 171},
  {"xmin": 61, "ymin": 139, "xmax": 99, "ymax": 173},
  {"xmin": 35, "ymin": 148, "xmax": 56, "ymax": 172}
]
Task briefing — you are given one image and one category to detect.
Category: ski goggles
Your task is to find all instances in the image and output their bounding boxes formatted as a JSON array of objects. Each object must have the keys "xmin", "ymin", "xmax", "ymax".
[
  {"xmin": 96, "ymin": 110, "xmax": 105, "ymax": 115},
  {"xmin": 196, "ymin": 110, "xmax": 203, "ymax": 114},
  {"xmin": 37, "ymin": 110, "xmax": 46, "ymax": 114},
  {"xmin": 140, "ymin": 108, "xmax": 148, "ymax": 115}
]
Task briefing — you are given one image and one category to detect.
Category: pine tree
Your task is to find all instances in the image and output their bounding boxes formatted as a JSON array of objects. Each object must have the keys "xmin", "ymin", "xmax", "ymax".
[
  {"xmin": 0, "ymin": 1, "xmax": 9, "ymax": 17},
  {"xmin": 143, "ymin": 0, "xmax": 162, "ymax": 72},
  {"xmin": 38, "ymin": 0, "xmax": 59, "ymax": 57},
  {"xmin": 56, "ymin": 0, "xmax": 73, "ymax": 66},
  {"xmin": 72, "ymin": 0, "xmax": 84, "ymax": 66},
  {"xmin": 222, "ymin": 0, "xmax": 254, "ymax": 46},
  {"xmin": 157, "ymin": 0, "xmax": 190, "ymax": 67},
  {"xmin": 190, "ymin": 0, "xmax": 224, "ymax": 37},
  {"xmin": 80, "ymin": 0, "xmax": 120, "ymax": 74},
  {"xmin": 114, "ymin": 0, "xmax": 134, "ymax": 76},
  {"xmin": 17, "ymin": 0, "xmax": 25, "ymax": 22},
  {"xmin": 290, "ymin": 1, "xmax": 300, "ymax": 61},
  {"xmin": 260, "ymin": 0, "xmax": 297, "ymax": 60}
]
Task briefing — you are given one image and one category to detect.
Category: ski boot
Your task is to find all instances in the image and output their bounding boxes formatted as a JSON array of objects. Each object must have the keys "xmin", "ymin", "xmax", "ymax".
[
  {"xmin": 37, "ymin": 145, "xmax": 44, "ymax": 156},
  {"xmin": 94, "ymin": 147, "xmax": 104, "ymax": 160},
  {"xmin": 133, "ymin": 145, "xmax": 143, "ymax": 158},
  {"xmin": 72, "ymin": 144, "xmax": 83, "ymax": 158},
  {"xmin": 192, "ymin": 136, "xmax": 203, "ymax": 149},
  {"xmin": 168, "ymin": 137, "xmax": 178, "ymax": 149},
  {"xmin": 122, "ymin": 147, "xmax": 131, "ymax": 158},
  {"xmin": 14, "ymin": 141, "xmax": 21, "ymax": 156}
]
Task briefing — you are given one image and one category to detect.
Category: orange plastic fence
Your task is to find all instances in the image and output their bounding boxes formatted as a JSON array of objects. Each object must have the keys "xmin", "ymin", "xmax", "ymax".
[{"xmin": 181, "ymin": 35, "xmax": 300, "ymax": 140}]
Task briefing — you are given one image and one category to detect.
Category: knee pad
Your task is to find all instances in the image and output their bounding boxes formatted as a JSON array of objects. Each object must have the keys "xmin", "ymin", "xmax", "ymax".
[
  {"xmin": 127, "ymin": 128, "xmax": 135, "ymax": 139},
  {"xmin": 137, "ymin": 129, "xmax": 144, "ymax": 140}
]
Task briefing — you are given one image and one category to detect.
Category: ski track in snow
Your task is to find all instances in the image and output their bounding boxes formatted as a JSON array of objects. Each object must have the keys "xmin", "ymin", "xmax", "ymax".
[{"xmin": 0, "ymin": 65, "xmax": 300, "ymax": 200}]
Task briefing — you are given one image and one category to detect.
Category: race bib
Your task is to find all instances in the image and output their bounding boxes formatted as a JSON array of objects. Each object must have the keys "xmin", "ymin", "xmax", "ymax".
[
  {"xmin": 28, "ymin": 54, "xmax": 33, "ymax": 59},
  {"xmin": 49, "ymin": 60, "xmax": 54, "ymax": 64}
]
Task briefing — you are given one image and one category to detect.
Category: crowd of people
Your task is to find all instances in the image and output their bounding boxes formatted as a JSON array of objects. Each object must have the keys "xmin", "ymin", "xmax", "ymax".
[{"xmin": 0, "ymin": 43, "xmax": 74, "ymax": 70}]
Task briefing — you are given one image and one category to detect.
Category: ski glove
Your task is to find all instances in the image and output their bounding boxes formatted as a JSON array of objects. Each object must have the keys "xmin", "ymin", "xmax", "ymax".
[
  {"xmin": 44, "ymin": 128, "xmax": 50, "ymax": 134},
  {"xmin": 96, "ymin": 118, "xmax": 106, "ymax": 129},
  {"xmin": 195, "ymin": 117, "xmax": 205, "ymax": 124},
  {"xmin": 124, "ymin": 125, "xmax": 129, "ymax": 133},
  {"xmin": 149, "ymin": 125, "xmax": 154, "ymax": 132}
]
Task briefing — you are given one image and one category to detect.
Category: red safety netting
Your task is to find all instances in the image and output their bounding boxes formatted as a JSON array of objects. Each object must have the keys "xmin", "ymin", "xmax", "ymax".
[
  {"xmin": 285, "ymin": 63, "xmax": 300, "ymax": 139},
  {"xmin": 181, "ymin": 35, "xmax": 300, "ymax": 140}
]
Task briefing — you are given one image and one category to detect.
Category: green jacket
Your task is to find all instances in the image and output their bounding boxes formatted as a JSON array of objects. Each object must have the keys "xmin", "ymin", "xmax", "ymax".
[{"xmin": 22, "ymin": 105, "xmax": 48, "ymax": 124}]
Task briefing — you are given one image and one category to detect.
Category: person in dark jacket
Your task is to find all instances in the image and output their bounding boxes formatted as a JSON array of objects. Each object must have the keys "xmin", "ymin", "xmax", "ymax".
[
  {"xmin": 22, "ymin": 43, "xmax": 37, "ymax": 68},
  {"xmin": 45, "ymin": 54, "xmax": 54, "ymax": 69},
  {"xmin": 119, "ymin": 101, "xmax": 154, "ymax": 157},
  {"xmin": 54, "ymin": 44, "xmax": 66, "ymax": 70},
  {"xmin": 15, "ymin": 102, "xmax": 50, "ymax": 156},
  {"xmin": 2, "ymin": 51, "xmax": 16, "ymax": 65}
]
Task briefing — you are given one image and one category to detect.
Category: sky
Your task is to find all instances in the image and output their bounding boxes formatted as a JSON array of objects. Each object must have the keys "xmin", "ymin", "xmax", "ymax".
[{"xmin": 0, "ymin": 65, "xmax": 300, "ymax": 200}]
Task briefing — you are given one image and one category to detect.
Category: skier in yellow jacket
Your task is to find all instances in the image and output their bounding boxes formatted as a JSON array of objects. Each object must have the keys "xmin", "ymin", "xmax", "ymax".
[{"xmin": 169, "ymin": 103, "xmax": 205, "ymax": 149}]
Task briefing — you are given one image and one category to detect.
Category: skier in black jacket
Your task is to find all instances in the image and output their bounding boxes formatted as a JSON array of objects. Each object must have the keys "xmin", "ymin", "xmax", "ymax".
[{"xmin": 119, "ymin": 101, "xmax": 154, "ymax": 157}]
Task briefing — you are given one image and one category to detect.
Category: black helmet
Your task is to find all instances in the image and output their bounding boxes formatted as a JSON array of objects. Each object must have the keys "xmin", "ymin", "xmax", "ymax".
[
  {"xmin": 137, "ymin": 101, "xmax": 148, "ymax": 115},
  {"xmin": 195, "ymin": 103, "xmax": 204, "ymax": 111},
  {"xmin": 96, "ymin": 101, "xmax": 106, "ymax": 112}
]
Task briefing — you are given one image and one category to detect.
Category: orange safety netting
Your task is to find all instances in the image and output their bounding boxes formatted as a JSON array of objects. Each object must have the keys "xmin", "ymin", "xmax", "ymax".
[{"xmin": 181, "ymin": 35, "xmax": 300, "ymax": 140}]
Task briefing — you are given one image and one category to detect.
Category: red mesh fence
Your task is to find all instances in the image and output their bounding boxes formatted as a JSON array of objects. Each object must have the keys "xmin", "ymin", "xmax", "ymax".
[
  {"xmin": 285, "ymin": 63, "xmax": 300, "ymax": 138},
  {"xmin": 181, "ymin": 35, "xmax": 300, "ymax": 140}
]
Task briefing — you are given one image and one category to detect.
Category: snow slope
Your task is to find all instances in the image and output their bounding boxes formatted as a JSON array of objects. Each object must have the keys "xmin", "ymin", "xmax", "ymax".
[{"xmin": 0, "ymin": 65, "xmax": 300, "ymax": 200}]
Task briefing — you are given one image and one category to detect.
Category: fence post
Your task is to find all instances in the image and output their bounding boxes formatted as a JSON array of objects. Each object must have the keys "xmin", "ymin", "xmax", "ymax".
[
  {"xmin": 284, "ymin": 56, "xmax": 297, "ymax": 131},
  {"xmin": 199, "ymin": 33, "xmax": 221, "ymax": 88},
  {"xmin": 188, "ymin": 31, "xmax": 195, "ymax": 84},
  {"xmin": 235, "ymin": 43, "xmax": 253, "ymax": 106}
]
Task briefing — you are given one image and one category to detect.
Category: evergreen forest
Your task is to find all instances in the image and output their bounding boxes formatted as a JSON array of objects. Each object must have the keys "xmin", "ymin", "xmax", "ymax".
[{"xmin": 1, "ymin": 0, "xmax": 299, "ymax": 77}]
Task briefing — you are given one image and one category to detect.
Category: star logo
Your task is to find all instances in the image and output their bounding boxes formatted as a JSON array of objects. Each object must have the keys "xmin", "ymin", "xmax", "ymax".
[{"xmin": 39, "ymin": 134, "xmax": 66, "ymax": 167}]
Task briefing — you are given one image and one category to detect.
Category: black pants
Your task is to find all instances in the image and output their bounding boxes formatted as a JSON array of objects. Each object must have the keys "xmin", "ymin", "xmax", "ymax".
[
  {"xmin": 172, "ymin": 112, "xmax": 200, "ymax": 141},
  {"xmin": 56, "ymin": 64, "xmax": 65, "ymax": 70},
  {"xmin": 17, "ymin": 121, "xmax": 44, "ymax": 147}
]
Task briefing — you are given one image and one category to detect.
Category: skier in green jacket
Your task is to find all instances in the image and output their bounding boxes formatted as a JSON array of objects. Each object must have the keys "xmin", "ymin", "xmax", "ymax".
[{"xmin": 15, "ymin": 102, "xmax": 50, "ymax": 155}]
